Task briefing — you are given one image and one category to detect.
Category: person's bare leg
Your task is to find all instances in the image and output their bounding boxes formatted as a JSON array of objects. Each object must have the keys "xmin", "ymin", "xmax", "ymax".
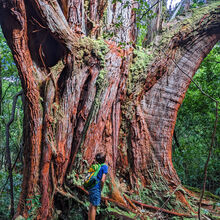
[
  {"xmin": 88, "ymin": 204, "xmax": 91, "ymax": 220},
  {"xmin": 90, "ymin": 205, "xmax": 97, "ymax": 220}
]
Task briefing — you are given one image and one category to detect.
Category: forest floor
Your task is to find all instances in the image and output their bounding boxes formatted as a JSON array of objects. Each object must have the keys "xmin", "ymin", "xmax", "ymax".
[{"xmin": 59, "ymin": 184, "xmax": 220, "ymax": 220}]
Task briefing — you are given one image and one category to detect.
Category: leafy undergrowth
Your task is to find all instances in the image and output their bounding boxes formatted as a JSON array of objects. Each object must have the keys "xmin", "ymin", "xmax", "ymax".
[
  {"xmin": 54, "ymin": 171, "xmax": 219, "ymax": 219},
  {"xmin": 184, "ymin": 186, "xmax": 220, "ymax": 220},
  {"xmin": 0, "ymin": 171, "xmax": 22, "ymax": 220},
  {"xmin": 54, "ymin": 178, "xmax": 220, "ymax": 220}
]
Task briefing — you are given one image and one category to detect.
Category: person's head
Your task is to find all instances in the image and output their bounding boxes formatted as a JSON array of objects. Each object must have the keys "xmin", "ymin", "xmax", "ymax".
[{"xmin": 95, "ymin": 152, "xmax": 106, "ymax": 164}]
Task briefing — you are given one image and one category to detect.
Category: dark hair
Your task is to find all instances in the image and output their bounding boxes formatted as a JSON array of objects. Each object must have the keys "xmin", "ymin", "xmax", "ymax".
[{"xmin": 95, "ymin": 152, "xmax": 106, "ymax": 164}]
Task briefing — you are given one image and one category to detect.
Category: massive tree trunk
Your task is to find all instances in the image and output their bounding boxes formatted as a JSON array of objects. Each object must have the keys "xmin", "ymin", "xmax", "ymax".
[{"xmin": 0, "ymin": 0, "xmax": 219, "ymax": 219}]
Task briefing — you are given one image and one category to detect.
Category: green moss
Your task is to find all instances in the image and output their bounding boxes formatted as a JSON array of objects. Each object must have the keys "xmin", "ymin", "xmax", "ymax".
[
  {"xmin": 70, "ymin": 38, "xmax": 109, "ymax": 158},
  {"xmin": 123, "ymin": 2, "xmax": 219, "ymax": 123},
  {"xmin": 77, "ymin": 38, "xmax": 109, "ymax": 93},
  {"xmin": 127, "ymin": 46, "xmax": 153, "ymax": 96},
  {"xmin": 84, "ymin": 0, "xmax": 89, "ymax": 14},
  {"xmin": 184, "ymin": 185, "xmax": 220, "ymax": 201},
  {"xmin": 78, "ymin": 38, "xmax": 108, "ymax": 58},
  {"xmin": 105, "ymin": 206, "xmax": 137, "ymax": 219},
  {"xmin": 129, "ymin": 173, "xmax": 189, "ymax": 212},
  {"xmin": 96, "ymin": 69, "xmax": 108, "ymax": 89},
  {"xmin": 155, "ymin": 2, "xmax": 220, "ymax": 51},
  {"xmin": 129, "ymin": 3, "xmax": 220, "ymax": 91}
]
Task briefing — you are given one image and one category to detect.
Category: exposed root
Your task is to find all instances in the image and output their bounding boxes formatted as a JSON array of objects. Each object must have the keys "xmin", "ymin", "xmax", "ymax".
[
  {"xmin": 175, "ymin": 190, "xmax": 197, "ymax": 213},
  {"xmin": 131, "ymin": 199, "xmax": 195, "ymax": 218},
  {"xmin": 123, "ymin": 194, "xmax": 138, "ymax": 210},
  {"xmin": 109, "ymin": 174, "xmax": 127, "ymax": 206},
  {"xmin": 123, "ymin": 194, "xmax": 147, "ymax": 220},
  {"xmin": 56, "ymin": 187, "xmax": 86, "ymax": 207},
  {"xmin": 73, "ymin": 184, "xmax": 196, "ymax": 218}
]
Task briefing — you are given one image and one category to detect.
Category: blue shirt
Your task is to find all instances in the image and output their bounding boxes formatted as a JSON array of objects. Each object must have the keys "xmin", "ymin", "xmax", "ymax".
[
  {"xmin": 90, "ymin": 164, "xmax": 108, "ymax": 191},
  {"xmin": 88, "ymin": 164, "xmax": 108, "ymax": 206},
  {"xmin": 97, "ymin": 164, "xmax": 108, "ymax": 181}
]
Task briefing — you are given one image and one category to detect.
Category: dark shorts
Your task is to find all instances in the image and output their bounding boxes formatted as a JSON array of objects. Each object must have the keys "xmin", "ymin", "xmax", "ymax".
[{"xmin": 89, "ymin": 187, "xmax": 101, "ymax": 206}]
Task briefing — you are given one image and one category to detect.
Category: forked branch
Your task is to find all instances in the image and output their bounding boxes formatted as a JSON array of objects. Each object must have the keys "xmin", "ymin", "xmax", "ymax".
[{"xmin": 30, "ymin": 0, "xmax": 79, "ymax": 51}]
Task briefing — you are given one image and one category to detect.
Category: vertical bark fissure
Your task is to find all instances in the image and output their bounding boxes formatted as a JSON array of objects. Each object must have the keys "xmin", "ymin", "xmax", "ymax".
[
  {"xmin": 40, "ymin": 78, "xmax": 56, "ymax": 218},
  {"xmin": 112, "ymin": 53, "xmax": 131, "ymax": 172},
  {"xmin": 69, "ymin": 66, "xmax": 100, "ymax": 171},
  {"xmin": 68, "ymin": 0, "xmax": 86, "ymax": 34},
  {"xmin": 0, "ymin": 1, "xmax": 45, "ymax": 217}
]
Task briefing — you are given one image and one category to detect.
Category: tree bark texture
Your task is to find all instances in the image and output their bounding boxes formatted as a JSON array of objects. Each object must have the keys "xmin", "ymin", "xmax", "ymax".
[{"xmin": 0, "ymin": 0, "xmax": 219, "ymax": 219}]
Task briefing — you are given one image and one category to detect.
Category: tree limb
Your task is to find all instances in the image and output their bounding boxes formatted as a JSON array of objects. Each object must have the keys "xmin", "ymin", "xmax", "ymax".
[
  {"xmin": 30, "ymin": 0, "xmax": 79, "ymax": 51},
  {"xmin": 162, "ymin": 46, "xmax": 219, "ymax": 220}
]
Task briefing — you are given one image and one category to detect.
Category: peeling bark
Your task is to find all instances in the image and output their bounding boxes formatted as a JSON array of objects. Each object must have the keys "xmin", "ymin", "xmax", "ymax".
[{"xmin": 0, "ymin": 0, "xmax": 219, "ymax": 218}]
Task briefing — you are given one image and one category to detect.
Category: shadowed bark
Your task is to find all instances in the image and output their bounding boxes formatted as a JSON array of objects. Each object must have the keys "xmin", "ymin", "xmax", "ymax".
[{"xmin": 0, "ymin": 0, "xmax": 219, "ymax": 219}]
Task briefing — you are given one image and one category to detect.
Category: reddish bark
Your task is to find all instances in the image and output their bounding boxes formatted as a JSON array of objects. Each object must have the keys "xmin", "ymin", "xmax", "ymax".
[
  {"xmin": 131, "ymin": 199, "xmax": 195, "ymax": 217},
  {"xmin": 0, "ymin": 0, "xmax": 219, "ymax": 219},
  {"xmin": 74, "ymin": 185, "xmax": 196, "ymax": 218}
]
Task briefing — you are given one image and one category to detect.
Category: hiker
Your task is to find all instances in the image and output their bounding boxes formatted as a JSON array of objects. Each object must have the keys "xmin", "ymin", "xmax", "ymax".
[{"xmin": 87, "ymin": 152, "xmax": 108, "ymax": 220}]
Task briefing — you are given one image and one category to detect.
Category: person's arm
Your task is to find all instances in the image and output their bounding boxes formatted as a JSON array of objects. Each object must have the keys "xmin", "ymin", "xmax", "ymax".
[{"xmin": 100, "ymin": 173, "xmax": 106, "ymax": 190}]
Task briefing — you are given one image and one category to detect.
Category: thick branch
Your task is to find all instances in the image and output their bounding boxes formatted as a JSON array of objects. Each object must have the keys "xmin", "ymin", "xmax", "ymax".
[{"xmin": 30, "ymin": 0, "xmax": 80, "ymax": 51}]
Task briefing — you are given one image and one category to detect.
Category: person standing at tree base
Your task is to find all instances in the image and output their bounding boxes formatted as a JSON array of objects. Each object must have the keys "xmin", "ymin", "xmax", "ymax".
[{"xmin": 87, "ymin": 152, "xmax": 108, "ymax": 220}]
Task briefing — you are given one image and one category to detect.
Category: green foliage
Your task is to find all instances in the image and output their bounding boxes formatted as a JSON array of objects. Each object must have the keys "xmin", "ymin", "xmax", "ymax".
[
  {"xmin": 0, "ymin": 29, "xmax": 23, "ymax": 220},
  {"xmin": 101, "ymin": 177, "xmax": 111, "ymax": 196},
  {"xmin": 191, "ymin": 0, "xmax": 205, "ymax": 9},
  {"xmin": 27, "ymin": 194, "xmax": 41, "ymax": 220},
  {"xmin": 173, "ymin": 44, "xmax": 220, "ymax": 193},
  {"xmin": 0, "ymin": 29, "xmax": 23, "ymax": 167},
  {"xmin": 67, "ymin": 169, "xmax": 84, "ymax": 186},
  {"xmin": 103, "ymin": 0, "xmax": 155, "ymax": 46},
  {"xmin": 0, "ymin": 171, "xmax": 22, "ymax": 219},
  {"xmin": 134, "ymin": 0, "xmax": 156, "ymax": 46},
  {"xmin": 185, "ymin": 185, "xmax": 220, "ymax": 201},
  {"xmin": 100, "ymin": 204, "xmax": 137, "ymax": 219},
  {"xmin": 0, "ymin": 31, "xmax": 18, "ymax": 78}
]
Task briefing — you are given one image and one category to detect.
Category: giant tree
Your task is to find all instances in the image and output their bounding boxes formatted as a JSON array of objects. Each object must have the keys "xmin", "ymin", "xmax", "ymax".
[{"xmin": 0, "ymin": 0, "xmax": 219, "ymax": 219}]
